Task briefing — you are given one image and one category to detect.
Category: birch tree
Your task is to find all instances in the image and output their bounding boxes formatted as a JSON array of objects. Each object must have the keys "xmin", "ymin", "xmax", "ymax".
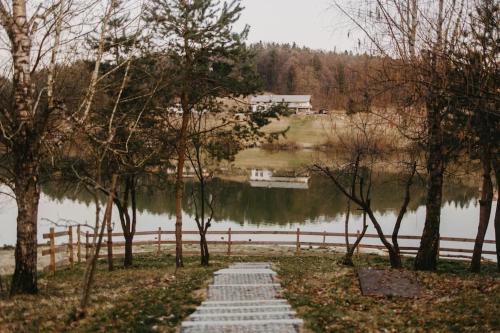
[{"xmin": 0, "ymin": 0, "xmax": 72, "ymax": 295}]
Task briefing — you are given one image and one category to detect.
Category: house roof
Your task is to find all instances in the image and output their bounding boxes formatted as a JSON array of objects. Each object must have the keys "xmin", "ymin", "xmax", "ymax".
[{"xmin": 250, "ymin": 95, "xmax": 311, "ymax": 104}]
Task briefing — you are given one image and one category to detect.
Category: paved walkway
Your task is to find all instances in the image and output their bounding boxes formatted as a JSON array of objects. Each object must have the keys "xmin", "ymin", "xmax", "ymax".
[{"xmin": 181, "ymin": 262, "xmax": 303, "ymax": 333}]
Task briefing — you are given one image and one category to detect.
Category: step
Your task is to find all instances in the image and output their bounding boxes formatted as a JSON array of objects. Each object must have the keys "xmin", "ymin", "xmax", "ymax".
[
  {"xmin": 229, "ymin": 263, "xmax": 273, "ymax": 269},
  {"xmin": 213, "ymin": 273, "xmax": 276, "ymax": 285},
  {"xmin": 194, "ymin": 305, "xmax": 292, "ymax": 315},
  {"xmin": 208, "ymin": 285, "xmax": 280, "ymax": 301},
  {"xmin": 215, "ymin": 269, "xmax": 277, "ymax": 275},
  {"xmin": 181, "ymin": 322, "xmax": 301, "ymax": 333},
  {"xmin": 201, "ymin": 299, "xmax": 288, "ymax": 307},
  {"xmin": 188, "ymin": 312, "xmax": 296, "ymax": 321},
  {"xmin": 181, "ymin": 318, "xmax": 303, "ymax": 329}
]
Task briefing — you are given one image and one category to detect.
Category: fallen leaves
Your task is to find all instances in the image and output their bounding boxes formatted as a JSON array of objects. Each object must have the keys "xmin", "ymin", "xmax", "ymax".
[
  {"xmin": 0, "ymin": 253, "xmax": 498, "ymax": 332},
  {"xmin": 278, "ymin": 254, "xmax": 500, "ymax": 333}
]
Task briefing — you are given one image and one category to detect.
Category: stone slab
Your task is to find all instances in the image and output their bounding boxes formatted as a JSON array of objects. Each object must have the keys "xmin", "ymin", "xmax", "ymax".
[
  {"xmin": 181, "ymin": 322, "xmax": 301, "ymax": 333},
  {"xmin": 358, "ymin": 268, "xmax": 422, "ymax": 297}
]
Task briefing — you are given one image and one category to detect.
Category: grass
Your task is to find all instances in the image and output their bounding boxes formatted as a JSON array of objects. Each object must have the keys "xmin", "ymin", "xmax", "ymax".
[
  {"xmin": 234, "ymin": 147, "xmax": 326, "ymax": 170},
  {"xmin": 0, "ymin": 254, "xmax": 223, "ymax": 333},
  {"xmin": 0, "ymin": 251, "xmax": 498, "ymax": 332},
  {"xmin": 262, "ymin": 115, "xmax": 334, "ymax": 147},
  {"xmin": 278, "ymin": 254, "xmax": 500, "ymax": 333}
]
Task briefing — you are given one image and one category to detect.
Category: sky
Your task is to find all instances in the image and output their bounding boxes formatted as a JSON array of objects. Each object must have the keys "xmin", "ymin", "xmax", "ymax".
[{"xmin": 237, "ymin": 0, "xmax": 356, "ymax": 52}]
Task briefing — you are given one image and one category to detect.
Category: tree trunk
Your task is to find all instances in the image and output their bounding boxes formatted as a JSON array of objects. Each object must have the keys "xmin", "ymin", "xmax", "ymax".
[
  {"xmin": 9, "ymin": 0, "xmax": 39, "ymax": 296},
  {"xmin": 106, "ymin": 205, "xmax": 114, "ymax": 271},
  {"xmin": 388, "ymin": 247, "xmax": 403, "ymax": 268},
  {"xmin": 492, "ymin": 159, "xmax": 499, "ymax": 271},
  {"xmin": 415, "ymin": 106, "xmax": 444, "ymax": 271},
  {"xmin": 124, "ymin": 235, "xmax": 133, "ymax": 267},
  {"xmin": 495, "ymin": 191, "xmax": 500, "ymax": 272},
  {"xmin": 11, "ymin": 163, "xmax": 40, "ymax": 295},
  {"xmin": 344, "ymin": 199, "xmax": 351, "ymax": 253},
  {"xmin": 78, "ymin": 175, "xmax": 117, "ymax": 318},
  {"xmin": 342, "ymin": 223, "xmax": 368, "ymax": 267},
  {"xmin": 470, "ymin": 156, "xmax": 493, "ymax": 272},
  {"xmin": 365, "ymin": 208, "xmax": 402, "ymax": 269},
  {"xmin": 200, "ymin": 233, "xmax": 209, "ymax": 267},
  {"xmin": 174, "ymin": 101, "xmax": 191, "ymax": 268}
]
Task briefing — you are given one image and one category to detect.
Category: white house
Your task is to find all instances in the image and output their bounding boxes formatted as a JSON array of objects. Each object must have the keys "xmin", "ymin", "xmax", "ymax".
[{"xmin": 250, "ymin": 95, "xmax": 312, "ymax": 113}]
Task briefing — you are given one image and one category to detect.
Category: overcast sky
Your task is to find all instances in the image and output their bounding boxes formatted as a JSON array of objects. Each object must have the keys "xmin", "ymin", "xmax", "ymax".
[{"xmin": 236, "ymin": 0, "xmax": 356, "ymax": 52}]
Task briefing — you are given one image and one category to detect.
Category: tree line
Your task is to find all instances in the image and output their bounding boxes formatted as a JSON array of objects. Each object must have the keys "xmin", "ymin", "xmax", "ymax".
[{"xmin": 251, "ymin": 42, "xmax": 393, "ymax": 110}]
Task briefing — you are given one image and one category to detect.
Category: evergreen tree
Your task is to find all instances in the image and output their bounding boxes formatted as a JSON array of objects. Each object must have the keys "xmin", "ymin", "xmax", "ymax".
[
  {"xmin": 145, "ymin": 0, "xmax": 260, "ymax": 267},
  {"xmin": 286, "ymin": 65, "xmax": 297, "ymax": 94}
]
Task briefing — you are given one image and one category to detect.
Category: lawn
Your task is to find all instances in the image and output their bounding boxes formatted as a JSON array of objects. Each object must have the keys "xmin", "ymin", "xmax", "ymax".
[
  {"xmin": 0, "ymin": 252, "xmax": 498, "ymax": 332},
  {"xmin": 234, "ymin": 147, "xmax": 327, "ymax": 170}
]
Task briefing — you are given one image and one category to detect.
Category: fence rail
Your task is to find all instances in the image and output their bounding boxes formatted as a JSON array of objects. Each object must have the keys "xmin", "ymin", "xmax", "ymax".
[{"xmin": 39, "ymin": 226, "xmax": 497, "ymax": 274}]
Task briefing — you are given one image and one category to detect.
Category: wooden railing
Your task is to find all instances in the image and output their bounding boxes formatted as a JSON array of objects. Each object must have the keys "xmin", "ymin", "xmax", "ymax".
[
  {"xmin": 39, "ymin": 226, "xmax": 496, "ymax": 274},
  {"xmin": 41, "ymin": 225, "xmax": 82, "ymax": 274}
]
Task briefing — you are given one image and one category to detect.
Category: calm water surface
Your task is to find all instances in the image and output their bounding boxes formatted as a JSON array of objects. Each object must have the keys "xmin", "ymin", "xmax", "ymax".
[{"xmin": 0, "ymin": 174, "xmax": 496, "ymax": 259}]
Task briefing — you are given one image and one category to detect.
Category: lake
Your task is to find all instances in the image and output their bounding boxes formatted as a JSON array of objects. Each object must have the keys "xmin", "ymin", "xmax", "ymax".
[{"xmin": 0, "ymin": 172, "xmax": 496, "ymax": 261}]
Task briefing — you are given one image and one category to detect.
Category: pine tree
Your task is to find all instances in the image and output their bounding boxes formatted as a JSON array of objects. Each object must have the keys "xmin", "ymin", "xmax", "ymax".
[{"xmin": 145, "ymin": 0, "xmax": 260, "ymax": 267}]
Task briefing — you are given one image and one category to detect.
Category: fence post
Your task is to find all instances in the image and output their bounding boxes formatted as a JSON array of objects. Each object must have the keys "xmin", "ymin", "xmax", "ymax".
[
  {"xmin": 227, "ymin": 228, "xmax": 232, "ymax": 256},
  {"xmin": 356, "ymin": 230, "xmax": 360, "ymax": 255},
  {"xmin": 77, "ymin": 225, "xmax": 81, "ymax": 263},
  {"xmin": 68, "ymin": 226, "xmax": 74, "ymax": 267},
  {"xmin": 85, "ymin": 231, "xmax": 89, "ymax": 261},
  {"xmin": 296, "ymin": 228, "xmax": 301, "ymax": 255},
  {"xmin": 322, "ymin": 231, "xmax": 326, "ymax": 247},
  {"xmin": 437, "ymin": 237, "xmax": 441, "ymax": 260},
  {"xmin": 49, "ymin": 227, "xmax": 56, "ymax": 275},
  {"xmin": 157, "ymin": 227, "xmax": 162, "ymax": 255}
]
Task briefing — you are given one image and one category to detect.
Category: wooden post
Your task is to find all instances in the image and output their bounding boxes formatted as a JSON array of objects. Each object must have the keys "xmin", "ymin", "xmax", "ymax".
[
  {"xmin": 356, "ymin": 230, "xmax": 360, "ymax": 255},
  {"xmin": 49, "ymin": 227, "xmax": 56, "ymax": 275},
  {"xmin": 296, "ymin": 228, "xmax": 301, "ymax": 255},
  {"xmin": 157, "ymin": 227, "xmax": 162, "ymax": 255},
  {"xmin": 323, "ymin": 231, "xmax": 326, "ymax": 247},
  {"xmin": 437, "ymin": 237, "xmax": 441, "ymax": 260},
  {"xmin": 77, "ymin": 225, "xmax": 81, "ymax": 263},
  {"xmin": 227, "ymin": 228, "xmax": 232, "ymax": 256},
  {"xmin": 85, "ymin": 231, "xmax": 89, "ymax": 261},
  {"xmin": 68, "ymin": 226, "xmax": 74, "ymax": 267}
]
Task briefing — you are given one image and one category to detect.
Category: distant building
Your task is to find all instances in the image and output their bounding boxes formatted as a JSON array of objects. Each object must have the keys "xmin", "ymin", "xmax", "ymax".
[{"xmin": 250, "ymin": 95, "xmax": 312, "ymax": 113}]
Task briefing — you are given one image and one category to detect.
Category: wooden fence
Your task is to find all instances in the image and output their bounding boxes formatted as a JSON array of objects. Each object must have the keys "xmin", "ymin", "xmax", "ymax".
[{"xmin": 40, "ymin": 226, "xmax": 497, "ymax": 274}]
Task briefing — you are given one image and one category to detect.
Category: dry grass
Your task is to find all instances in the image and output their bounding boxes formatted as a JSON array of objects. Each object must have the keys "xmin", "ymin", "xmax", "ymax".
[{"xmin": 1, "ymin": 250, "xmax": 497, "ymax": 333}]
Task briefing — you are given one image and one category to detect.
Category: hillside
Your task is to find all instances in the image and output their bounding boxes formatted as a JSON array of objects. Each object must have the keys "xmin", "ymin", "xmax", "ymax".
[{"xmin": 251, "ymin": 43, "xmax": 393, "ymax": 110}]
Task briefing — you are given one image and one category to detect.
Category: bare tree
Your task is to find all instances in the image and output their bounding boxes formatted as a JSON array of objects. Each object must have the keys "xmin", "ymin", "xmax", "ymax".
[
  {"xmin": 313, "ymin": 113, "xmax": 417, "ymax": 268},
  {"xmin": 0, "ymin": 0, "xmax": 75, "ymax": 295},
  {"xmin": 333, "ymin": 0, "xmax": 472, "ymax": 271},
  {"xmin": 444, "ymin": 0, "xmax": 499, "ymax": 272},
  {"xmin": 76, "ymin": 174, "xmax": 117, "ymax": 318}
]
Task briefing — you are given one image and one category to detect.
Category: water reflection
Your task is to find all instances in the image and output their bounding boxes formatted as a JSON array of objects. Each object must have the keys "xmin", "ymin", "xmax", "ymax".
[
  {"xmin": 1, "ymin": 172, "xmax": 495, "ymax": 261},
  {"xmin": 40, "ymin": 174, "xmax": 478, "ymax": 226},
  {"xmin": 249, "ymin": 169, "xmax": 310, "ymax": 189}
]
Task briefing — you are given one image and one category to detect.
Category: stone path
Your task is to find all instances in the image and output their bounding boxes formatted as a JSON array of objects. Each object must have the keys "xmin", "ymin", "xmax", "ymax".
[{"xmin": 181, "ymin": 262, "xmax": 303, "ymax": 333}]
